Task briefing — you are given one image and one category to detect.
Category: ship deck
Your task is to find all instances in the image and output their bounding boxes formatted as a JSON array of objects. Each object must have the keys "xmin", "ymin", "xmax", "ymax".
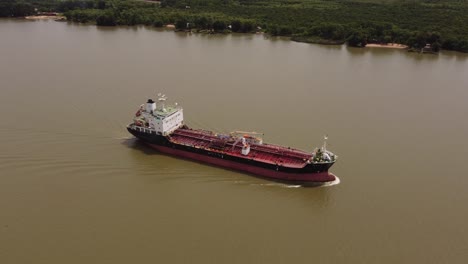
[{"xmin": 169, "ymin": 128, "xmax": 313, "ymax": 168}]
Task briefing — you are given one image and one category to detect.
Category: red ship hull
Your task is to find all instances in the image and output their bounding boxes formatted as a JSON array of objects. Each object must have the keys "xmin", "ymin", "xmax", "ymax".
[{"xmin": 147, "ymin": 143, "xmax": 336, "ymax": 183}]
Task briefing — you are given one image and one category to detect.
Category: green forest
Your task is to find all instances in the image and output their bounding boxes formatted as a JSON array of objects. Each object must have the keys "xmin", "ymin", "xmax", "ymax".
[{"xmin": 1, "ymin": 0, "xmax": 468, "ymax": 52}]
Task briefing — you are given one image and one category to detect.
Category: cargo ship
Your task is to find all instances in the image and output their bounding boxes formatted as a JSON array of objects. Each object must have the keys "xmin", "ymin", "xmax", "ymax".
[{"xmin": 127, "ymin": 94, "xmax": 338, "ymax": 184}]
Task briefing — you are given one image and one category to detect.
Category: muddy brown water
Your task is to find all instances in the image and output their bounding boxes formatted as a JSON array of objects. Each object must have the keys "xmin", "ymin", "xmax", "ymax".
[{"xmin": 1, "ymin": 19, "xmax": 468, "ymax": 263}]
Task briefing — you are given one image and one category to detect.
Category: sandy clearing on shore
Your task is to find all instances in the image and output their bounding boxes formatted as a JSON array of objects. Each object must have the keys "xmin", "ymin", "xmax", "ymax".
[
  {"xmin": 366, "ymin": 43, "xmax": 408, "ymax": 49},
  {"xmin": 25, "ymin": 16, "xmax": 65, "ymax": 20}
]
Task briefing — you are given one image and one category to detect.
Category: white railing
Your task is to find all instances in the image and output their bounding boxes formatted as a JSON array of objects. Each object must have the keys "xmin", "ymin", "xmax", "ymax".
[{"xmin": 129, "ymin": 124, "xmax": 159, "ymax": 135}]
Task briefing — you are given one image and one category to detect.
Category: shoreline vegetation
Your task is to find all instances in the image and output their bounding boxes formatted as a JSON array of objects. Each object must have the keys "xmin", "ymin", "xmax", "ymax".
[{"xmin": 1, "ymin": 0, "xmax": 468, "ymax": 53}]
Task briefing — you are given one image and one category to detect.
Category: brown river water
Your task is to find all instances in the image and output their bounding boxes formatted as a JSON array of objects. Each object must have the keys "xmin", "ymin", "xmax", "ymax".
[{"xmin": 1, "ymin": 19, "xmax": 468, "ymax": 263}]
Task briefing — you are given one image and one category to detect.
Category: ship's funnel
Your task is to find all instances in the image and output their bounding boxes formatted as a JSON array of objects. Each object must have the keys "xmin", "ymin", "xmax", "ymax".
[{"xmin": 146, "ymin": 99, "xmax": 156, "ymax": 113}]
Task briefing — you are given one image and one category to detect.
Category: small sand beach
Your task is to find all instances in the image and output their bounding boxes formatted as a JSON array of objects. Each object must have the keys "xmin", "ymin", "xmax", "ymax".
[
  {"xmin": 365, "ymin": 43, "xmax": 408, "ymax": 49},
  {"xmin": 25, "ymin": 15, "xmax": 65, "ymax": 20}
]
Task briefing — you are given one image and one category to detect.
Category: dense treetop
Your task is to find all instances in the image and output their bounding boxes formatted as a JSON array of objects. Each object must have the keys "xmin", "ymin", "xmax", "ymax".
[{"xmin": 1, "ymin": 0, "xmax": 467, "ymax": 52}]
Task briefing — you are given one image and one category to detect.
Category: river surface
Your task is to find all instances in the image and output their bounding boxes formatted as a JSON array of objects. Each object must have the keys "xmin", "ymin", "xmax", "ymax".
[{"xmin": 1, "ymin": 19, "xmax": 468, "ymax": 264}]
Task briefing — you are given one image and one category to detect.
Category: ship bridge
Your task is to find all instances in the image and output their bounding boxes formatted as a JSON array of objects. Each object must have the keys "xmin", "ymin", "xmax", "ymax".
[{"xmin": 132, "ymin": 94, "xmax": 184, "ymax": 136}]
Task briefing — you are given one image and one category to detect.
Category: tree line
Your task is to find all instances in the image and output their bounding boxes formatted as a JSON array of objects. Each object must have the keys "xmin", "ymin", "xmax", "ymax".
[{"xmin": 2, "ymin": 0, "xmax": 467, "ymax": 52}]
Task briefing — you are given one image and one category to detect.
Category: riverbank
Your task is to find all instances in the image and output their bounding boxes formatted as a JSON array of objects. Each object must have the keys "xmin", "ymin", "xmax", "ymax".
[
  {"xmin": 160, "ymin": 26, "xmax": 413, "ymax": 52},
  {"xmin": 15, "ymin": 15, "xmax": 452, "ymax": 54},
  {"xmin": 59, "ymin": 0, "xmax": 468, "ymax": 53},
  {"xmin": 2, "ymin": 0, "xmax": 468, "ymax": 53},
  {"xmin": 291, "ymin": 36, "xmax": 345, "ymax": 45}
]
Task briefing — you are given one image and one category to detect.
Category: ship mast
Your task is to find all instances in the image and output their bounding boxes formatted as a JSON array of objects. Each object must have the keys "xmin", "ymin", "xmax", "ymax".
[
  {"xmin": 157, "ymin": 93, "xmax": 167, "ymax": 112},
  {"xmin": 322, "ymin": 135, "xmax": 328, "ymax": 152}
]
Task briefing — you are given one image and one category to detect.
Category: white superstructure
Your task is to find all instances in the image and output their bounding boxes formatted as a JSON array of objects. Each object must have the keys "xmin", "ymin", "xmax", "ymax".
[{"xmin": 133, "ymin": 94, "xmax": 184, "ymax": 136}]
